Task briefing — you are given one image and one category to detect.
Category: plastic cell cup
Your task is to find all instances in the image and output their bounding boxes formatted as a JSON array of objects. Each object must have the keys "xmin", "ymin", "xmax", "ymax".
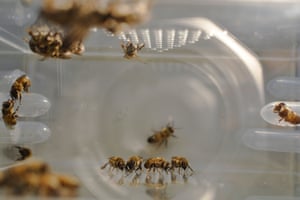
[{"xmin": 70, "ymin": 18, "xmax": 264, "ymax": 199}]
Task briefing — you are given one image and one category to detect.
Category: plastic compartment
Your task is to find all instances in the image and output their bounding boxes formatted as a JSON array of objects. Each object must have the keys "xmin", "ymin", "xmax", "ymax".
[
  {"xmin": 0, "ymin": 6, "xmax": 266, "ymax": 198},
  {"xmin": 2, "ymin": 1, "xmax": 293, "ymax": 200},
  {"xmin": 71, "ymin": 18, "xmax": 263, "ymax": 199}
]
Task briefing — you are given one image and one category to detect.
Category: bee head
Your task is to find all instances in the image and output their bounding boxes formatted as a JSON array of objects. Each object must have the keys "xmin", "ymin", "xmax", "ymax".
[
  {"xmin": 273, "ymin": 102, "xmax": 286, "ymax": 113},
  {"xmin": 166, "ymin": 125, "xmax": 174, "ymax": 134},
  {"xmin": 163, "ymin": 161, "xmax": 171, "ymax": 171},
  {"xmin": 119, "ymin": 161, "xmax": 126, "ymax": 170},
  {"xmin": 144, "ymin": 161, "xmax": 150, "ymax": 169},
  {"xmin": 125, "ymin": 160, "xmax": 134, "ymax": 171},
  {"xmin": 2, "ymin": 101, "xmax": 11, "ymax": 109},
  {"xmin": 147, "ymin": 136, "xmax": 156, "ymax": 143}
]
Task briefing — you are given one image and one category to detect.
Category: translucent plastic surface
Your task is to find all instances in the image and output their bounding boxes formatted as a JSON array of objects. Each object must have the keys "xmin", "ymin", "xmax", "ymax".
[
  {"xmin": 267, "ymin": 76, "xmax": 300, "ymax": 100},
  {"xmin": 0, "ymin": 122, "xmax": 51, "ymax": 144},
  {"xmin": 246, "ymin": 196, "xmax": 300, "ymax": 200},
  {"xmin": 243, "ymin": 128, "xmax": 300, "ymax": 153},
  {"xmin": 70, "ymin": 18, "xmax": 264, "ymax": 199},
  {"xmin": 261, "ymin": 101, "xmax": 300, "ymax": 127}
]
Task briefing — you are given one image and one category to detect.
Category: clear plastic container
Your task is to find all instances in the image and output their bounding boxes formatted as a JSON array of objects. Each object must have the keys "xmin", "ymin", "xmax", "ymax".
[{"xmin": 1, "ymin": 0, "xmax": 300, "ymax": 200}]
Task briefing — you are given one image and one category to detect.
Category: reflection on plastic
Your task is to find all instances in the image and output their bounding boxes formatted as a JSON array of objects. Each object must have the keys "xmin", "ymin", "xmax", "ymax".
[
  {"xmin": 260, "ymin": 101, "xmax": 300, "ymax": 126},
  {"xmin": 0, "ymin": 121, "xmax": 51, "ymax": 144},
  {"xmin": 267, "ymin": 76, "xmax": 300, "ymax": 100},
  {"xmin": 243, "ymin": 128, "xmax": 300, "ymax": 153},
  {"xmin": 119, "ymin": 28, "xmax": 202, "ymax": 52}
]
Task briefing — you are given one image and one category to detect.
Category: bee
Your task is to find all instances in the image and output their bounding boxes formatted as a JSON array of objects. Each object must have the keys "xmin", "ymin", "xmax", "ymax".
[
  {"xmin": 3, "ymin": 145, "xmax": 32, "ymax": 161},
  {"xmin": 100, "ymin": 156, "xmax": 126, "ymax": 171},
  {"xmin": 10, "ymin": 74, "xmax": 31, "ymax": 105},
  {"xmin": 273, "ymin": 102, "xmax": 300, "ymax": 125},
  {"xmin": 125, "ymin": 156, "xmax": 143, "ymax": 174},
  {"xmin": 121, "ymin": 41, "xmax": 145, "ymax": 59},
  {"xmin": 147, "ymin": 122, "xmax": 177, "ymax": 147},
  {"xmin": 170, "ymin": 156, "xmax": 194, "ymax": 174},
  {"xmin": 2, "ymin": 99, "xmax": 19, "ymax": 129},
  {"xmin": 144, "ymin": 157, "xmax": 170, "ymax": 173}
]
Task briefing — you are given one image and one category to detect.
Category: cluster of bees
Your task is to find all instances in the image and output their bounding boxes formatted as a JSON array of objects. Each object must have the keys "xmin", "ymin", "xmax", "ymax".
[
  {"xmin": 273, "ymin": 102, "xmax": 300, "ymax": 125},
  {"xmin": 1, "ymin": 74, "xmax": 31, "ymax": 129},
  {"xmin": 0, "ymin": 73, "xmax": 80, "ymax": 197},
  {"xmin": 27, "ymin": 24, "xmax": 85, "ymax": 59},
  {"xmin": 0, "ymin": 160, "xmax": 79, "ymax": 197},
  {"xmin": 101, "ymin": 122, "xmax": 193, "ymax": 185},
  {"xmin": 27, "ymin": 0, "xmax": 151, "ymax": 59}
]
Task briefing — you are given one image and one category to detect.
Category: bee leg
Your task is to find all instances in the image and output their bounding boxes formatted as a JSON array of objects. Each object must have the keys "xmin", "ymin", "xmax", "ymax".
[
  {"xmin": 164, "ymin": 139, "xmax": 168, "ymax": 147},
  {"xmin": 130, "ymin": 173, "xmax": 141, "ymax": 186},
  {"xmin": 18, "ymin": 94, "xmax": 22, "ymax": 105},
  {"xmin": 188, "ymin": 165, "xmax": 194, "ymax": 173},
  {"xmin": 125, "ymin": 170, "xmax": 131, "ymax": 177},
  {"xmin": 171, "ymin": 170, "xmax": 176, "ymax": 183},
  {"xmin": 138, "ymin": 43, "xmax": 145, "ymax": 50},
  {"xmin": 145, "ymin": 174, "xmax": 153, "ymax": 185},
  {"xmin": 100, "ymin": 162, "xmax": 109, "ymax": 170},
  {"xmin": 157, "ymin": 173, "xmax": 164, "ymax": 185},
  {"xmin": 157, "ymin": 141, "xmax": 164, "ymax": 149},
  {"xmin": 135, "ymin": 168, "xmax": 142, "ymax": 176},
  {"xmin": 183, "ymin": 173, "xmax": 189, "ymax": 183},
  {"xmin": 117, "ymin": 175, "xmax": 124, "ymax": 185}
]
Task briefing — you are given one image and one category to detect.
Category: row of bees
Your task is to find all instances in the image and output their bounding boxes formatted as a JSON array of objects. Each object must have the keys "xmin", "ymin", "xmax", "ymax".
[
  {"xmin": 100, "ymin": 120, "xmax": 194, "ymax": 186},
  {"xmin": 101, "ymin": 156, "xmax": 194, "ymax": 185},
  {"xmin": 2, "ymin": 74, "xmax": 31, "ymax": 129}
]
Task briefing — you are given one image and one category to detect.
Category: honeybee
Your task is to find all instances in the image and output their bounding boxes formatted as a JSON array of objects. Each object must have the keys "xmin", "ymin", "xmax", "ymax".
[
  {"xmin": 273, "ymin": 102, "xmax": 300, "ymax": 125},
  {"xmin": 147, "ymin": 122, "xmax": 176, "ymax": 147},
  {"xmin": 101, "ymin": 156, "xmax": 126, "ymax": 171},
  {"xmin": 3, "ymin": 145, "xmax": 32, "ymax": 161},
  {"xmin": 121, "ymin": 42, "xmax": 145, "ymax": 59},
  {"xmin": 125, "ymin": 156, "xmax": 143, "ymax": 174},
  {"xmin": 10, "ymin": 74, "xmax": 31, "ymax": 104},
  {"xmin": 170, "ymin": 156, "xmax": 194, "ymax": 174},
  {"xmin": 2, "ymin": 99, "xmax": 19, "ymax": 129},
  {"xmin": 144, "ymin": 157, "xmax": 170, "ymax": 173}
]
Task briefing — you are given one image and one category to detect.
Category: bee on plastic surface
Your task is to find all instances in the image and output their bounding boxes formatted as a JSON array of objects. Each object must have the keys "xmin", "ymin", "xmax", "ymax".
[
  {"xmin": 125, "ymin": 156, "xmax": 143, "ymax": 174},
  {"xmin": 10, "ymin": 74, "xmax": 31, "ymax": 105},
  {"xmin": 170, "ymin": 156, "xmax": 194, "ymax": 174},
  {"xmin": 15, "ymin": 146, "xmax": 32, "ymax": 161},
  {"xmin": 101, "ymin": 156, "xmax": 126, "ymax": 171},
  {"xmin": 144, "ymin": 157, "xmax": 170, "ymax": 173},
  {"xmin": 3, "ymin": 145, "xmax": 32, "ymax": 161},
  {"xmin": 147, "ymin": 122, "xmax": 177, "ymax": 147},
  {"xmin": 27, "ymin": 25, "xmax": 85, "ymax": 59},
  {"xmin": 273, "ymin": 102, "xmax": 300, "ymax": 125},
  {"xmin": 121, "ymin": 41, "xmax": 145, "ymax": 59},
  {"xmin": 2, "ymin": 99, "xmax": 19, "ymax": 129}
]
